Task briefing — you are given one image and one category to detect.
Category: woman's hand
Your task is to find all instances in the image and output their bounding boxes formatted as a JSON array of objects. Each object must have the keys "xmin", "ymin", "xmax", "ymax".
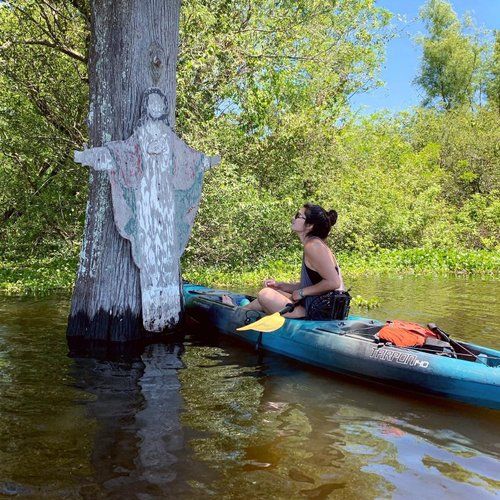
[
  {"xmin": 263, "ymin": 279, "xmax": 278, "ymax": 289},
  {"xmin": 291, "ymin": 288, "xmax": 304, "ymax": 302}
]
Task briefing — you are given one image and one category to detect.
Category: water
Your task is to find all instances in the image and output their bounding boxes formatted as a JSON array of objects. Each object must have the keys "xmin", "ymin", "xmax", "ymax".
[{"xmin": 0, "ymin": 276, "xmax": 499, "ymax": 498}]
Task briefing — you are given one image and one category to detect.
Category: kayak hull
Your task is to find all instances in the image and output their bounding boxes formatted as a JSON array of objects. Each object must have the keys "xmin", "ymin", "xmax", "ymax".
[{"xmin": 183, "ymin": 284, "xmax": 500, "ymax": 409}]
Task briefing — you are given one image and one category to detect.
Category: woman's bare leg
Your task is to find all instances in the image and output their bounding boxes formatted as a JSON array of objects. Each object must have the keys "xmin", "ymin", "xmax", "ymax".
[
  {"xmin": 222, "ymin": 289, "xmax": 305, "ymax": 317},
  {"xmin": 243, "ymin": 289, "xmax": 292, "ymax": 312},
  {"xmin": 255, "ymin": 288, "xmax": 306, "ymax": 317}
]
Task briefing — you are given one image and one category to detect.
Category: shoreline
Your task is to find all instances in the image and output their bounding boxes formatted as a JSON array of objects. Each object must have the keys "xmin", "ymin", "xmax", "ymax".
[{"xmin": 1, "ymin": 248, "xmax": 498, "ymax": 297}]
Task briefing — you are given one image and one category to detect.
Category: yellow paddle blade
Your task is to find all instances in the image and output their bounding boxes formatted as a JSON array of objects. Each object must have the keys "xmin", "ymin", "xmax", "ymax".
[{"xmin": 236, "ymin": 312, "xmax": 286, "ymax": 333}]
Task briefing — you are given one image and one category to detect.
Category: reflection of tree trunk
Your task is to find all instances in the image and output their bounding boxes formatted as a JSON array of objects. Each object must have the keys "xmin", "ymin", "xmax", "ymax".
[
  {"xmin": 135, "ymin": 343, "xmax": 185, "ymax": 486},
  {"xmin": 69, "ymin": 341, "xmax": 188, "ymax": 496},
  {"xmin": 67, "ymin": 0, "xmax": 181, "ymax": 341},
  {"xmin": 69, "ymin": 350, "xmax": 145, "ymax": 496}
]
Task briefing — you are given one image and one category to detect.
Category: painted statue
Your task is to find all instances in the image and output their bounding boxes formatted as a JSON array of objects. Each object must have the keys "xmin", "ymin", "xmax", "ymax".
[{"xmin": 74, "ymin": 88, "xmax": 220, "ymax": 331}]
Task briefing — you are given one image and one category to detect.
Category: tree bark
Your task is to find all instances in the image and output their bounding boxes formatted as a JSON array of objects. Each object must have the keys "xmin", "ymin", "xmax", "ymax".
[{"xmin": 67, "ymin": 0, "xmax": 181, "ymax": 342}]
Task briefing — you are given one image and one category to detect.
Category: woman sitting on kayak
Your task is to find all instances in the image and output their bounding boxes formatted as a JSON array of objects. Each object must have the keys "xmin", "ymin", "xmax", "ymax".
[{"xmin": 222, "ymin": 203, "xmax": 345, "ymax": 318}]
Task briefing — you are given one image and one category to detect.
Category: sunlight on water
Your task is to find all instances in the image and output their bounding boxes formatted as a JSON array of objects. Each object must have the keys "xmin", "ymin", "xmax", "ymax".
[{"xmin": 0, "ymin": 276, "xmax": 498, "ymax": 498}]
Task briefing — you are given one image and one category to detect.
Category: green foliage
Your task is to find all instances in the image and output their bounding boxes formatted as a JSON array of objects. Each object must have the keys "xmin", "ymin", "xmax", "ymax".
[
  {"xmin": 0, "ymin": 1, "xmax": 89, "ymax": 256},
  {"xmin": 0, "ymin": 255, "xmax": 78, "ymax": 295},
  {"xmin": 352, "ymin": 294, "xmax": 381, "ymax": 310},
  {"xmin": 0, "ymin": 0, "xmax": 498, "ymax": 294},
  {"xmin": 407, "ymin": 107, "xmax": 499, "ymax": 206},
  {"xmin": 485, "ymin": 31, "xmax": 500, "ymax": 111},
  {"xmin": 184, "ymin": 161, "xmax": 300, "ymax": 267},
  {"xmin": 415, "ymin": 0, "xmax": 488, "ymax": 110},
  {"xmin": 182, "ymin": 105, "xmax": 498, "ymax": 269},
  {"xmin": 178, "ymin": 0, "xmax": 392, "ymax": 133},
  {"xmin": 342, "ymin": 248, "xmax": 500, "ymax": 275}
]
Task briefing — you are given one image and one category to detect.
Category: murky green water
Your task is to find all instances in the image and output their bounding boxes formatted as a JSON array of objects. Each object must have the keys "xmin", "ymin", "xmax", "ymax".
[{"xmin": 0, "ymin": 276, "xmax": 499, "ymax": 498}]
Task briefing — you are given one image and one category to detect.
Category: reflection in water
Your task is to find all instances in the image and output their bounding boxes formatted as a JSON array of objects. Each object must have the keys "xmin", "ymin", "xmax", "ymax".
[
  {"xmin": 180, "ymin": 333, "xmax": 500, "ymax": 499},
  {"xmin": 0, "ymin": 297, "xmax": 95, "ymax": 497},
  {"xmin": 68, "ymin": 350, "xmax": 145, "ymax": 497},
  {"xmin": 0, "ymin": 275, "xmax": 499, "ymax": 498},
  {"xmin": 68, "ymin": 341, "xmax": 195, "ymax": 498},
  {"xmin": 180, "ymin": 339, "xmax": 394, "ymax": 498},
  {"xmin": 136, "ymin": 343, "xmax": 184, "ymax": 488}
]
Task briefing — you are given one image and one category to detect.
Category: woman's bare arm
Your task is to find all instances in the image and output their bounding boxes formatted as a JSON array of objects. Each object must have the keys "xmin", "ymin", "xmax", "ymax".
[
  {"xmin": 299, "ymin": 240, "xmax": 340, "ymax": 297},
  {"xmin": 264, "ymin": 279, "xmax": 300, "ymax": 293},
  {"xmin": 276, "ymin": 281, "xmax": 301, "ymax": 293}
]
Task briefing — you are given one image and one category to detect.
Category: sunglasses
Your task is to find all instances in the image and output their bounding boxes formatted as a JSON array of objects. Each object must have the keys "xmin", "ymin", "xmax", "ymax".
[{"xmin": 294, "ymin": 212, "xmax": 306, "ymax": 220}]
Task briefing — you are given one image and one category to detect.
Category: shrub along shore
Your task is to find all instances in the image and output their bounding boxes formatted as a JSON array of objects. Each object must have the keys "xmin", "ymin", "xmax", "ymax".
[{"xmin": 1, "ymin": 248, "xmax": 498, "ymax": 297}]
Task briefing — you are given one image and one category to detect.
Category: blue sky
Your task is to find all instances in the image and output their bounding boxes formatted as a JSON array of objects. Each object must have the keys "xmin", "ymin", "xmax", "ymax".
[{"xmin": 351, "ymin": 0, "xmax": 500, "ymax": 113}]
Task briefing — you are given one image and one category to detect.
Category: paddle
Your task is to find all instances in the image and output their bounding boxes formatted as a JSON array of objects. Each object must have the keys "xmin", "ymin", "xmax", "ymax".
[
  {"xmin": 236, "ymin": 303, "xmax": 296, "ymax": 333},
  {"xmin": 427, "ymin": 323, "xmax": 481, "ymax": 362}
]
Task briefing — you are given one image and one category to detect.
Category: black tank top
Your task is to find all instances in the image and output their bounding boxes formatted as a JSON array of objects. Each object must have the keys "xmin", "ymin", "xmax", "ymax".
[
  {"xmin": 305, "ymin": 263, "xmax": 339, "ymax": 285},
  {"xmin": 305, "ymin": 264, "xmax": 323, "ymax": 285}
]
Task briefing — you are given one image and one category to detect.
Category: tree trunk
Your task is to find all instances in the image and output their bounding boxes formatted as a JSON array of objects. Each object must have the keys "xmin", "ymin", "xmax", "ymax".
[{"xmin": 67, "ymin": 0, "xmax": 181, "ymax": 342}]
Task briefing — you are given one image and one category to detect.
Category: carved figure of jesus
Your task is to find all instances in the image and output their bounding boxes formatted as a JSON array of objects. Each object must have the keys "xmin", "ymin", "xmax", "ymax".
[{"xmin": 75, "ymin": 88, "xmax": 220, "ymax": 331}]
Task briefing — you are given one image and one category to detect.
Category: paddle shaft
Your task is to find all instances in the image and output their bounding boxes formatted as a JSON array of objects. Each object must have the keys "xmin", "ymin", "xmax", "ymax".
[
  {"xmin": 279, "ymin": 302, "xmax": 297, "ymax": 315},
  {"xmin": 428, "ymin": 323, "xmax": 480, "ymax": 361}
]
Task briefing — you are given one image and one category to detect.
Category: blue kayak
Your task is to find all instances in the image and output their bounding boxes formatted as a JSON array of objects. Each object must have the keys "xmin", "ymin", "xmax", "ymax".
[{"xmin": 183, "ymin": 283, "xmax": 500, "ymax": 409}]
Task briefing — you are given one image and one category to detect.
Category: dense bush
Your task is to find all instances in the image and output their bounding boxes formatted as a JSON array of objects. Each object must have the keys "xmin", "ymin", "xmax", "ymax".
[
  {"xmin": 181, "ymin": 106, "xmax": 499, "ymax": 269},
  {"xmin": 0, "ymin": 1, "xmax": 498, "ymax": 275}
]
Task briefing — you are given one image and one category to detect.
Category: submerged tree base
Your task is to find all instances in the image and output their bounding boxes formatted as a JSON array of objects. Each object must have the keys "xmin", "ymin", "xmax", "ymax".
[
  {"xmin": 67, "ymin": 308, "xmax": 147, "ymax": 343},
  {"xmin": 67, "ymin": 307, "xmax": 185, "ymax": 343}
]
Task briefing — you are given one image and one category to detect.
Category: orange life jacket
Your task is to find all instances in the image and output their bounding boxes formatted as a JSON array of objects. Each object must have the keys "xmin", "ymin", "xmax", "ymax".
[{"xmin": 378, "ymin": 320, "xmax": 439, "ymax": 348}]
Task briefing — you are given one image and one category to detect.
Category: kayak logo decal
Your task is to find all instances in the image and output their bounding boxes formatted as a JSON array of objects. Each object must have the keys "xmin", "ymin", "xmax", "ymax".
[{"xmin": 370, "ymin": 347, "xmax": 429, "ymax": 368}]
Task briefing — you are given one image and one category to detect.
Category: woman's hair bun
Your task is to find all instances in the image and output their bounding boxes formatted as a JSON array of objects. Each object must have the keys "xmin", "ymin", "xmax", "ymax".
[{"xmin": 327, "ymin": 209, "xmax": 338, "ymax": 226}]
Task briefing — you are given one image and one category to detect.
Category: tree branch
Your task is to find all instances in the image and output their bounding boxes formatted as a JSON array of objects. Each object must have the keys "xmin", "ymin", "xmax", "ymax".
[
  {"xmin": 66, "ymin": 0, "xmax": 91, "ymax": 24},
  {"xmin": 1, "ymin": 39, "xmax": 86, "ymax": 63},
  {"xmin": 10, "ymin": 4, "xmax": 55, "ymax": 42}
]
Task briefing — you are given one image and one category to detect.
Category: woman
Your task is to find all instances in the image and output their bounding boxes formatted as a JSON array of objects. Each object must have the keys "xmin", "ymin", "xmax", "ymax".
[{"xmin": 222, "ymin": 203, "xmax": 344, "ymax": 318}]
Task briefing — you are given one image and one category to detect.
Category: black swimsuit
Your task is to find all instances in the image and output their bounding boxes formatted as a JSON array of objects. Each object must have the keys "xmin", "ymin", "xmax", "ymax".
[
  {"xmin": 300, "ymin": 238, "xmax": 342, "ymax": 316},
  {"xmin": 305, "ymin": 264, "xmax": 339, "ymax": 285}
]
